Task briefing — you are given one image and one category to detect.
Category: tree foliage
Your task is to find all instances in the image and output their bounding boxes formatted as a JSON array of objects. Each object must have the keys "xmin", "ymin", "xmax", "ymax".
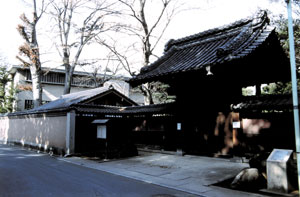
[
  {"xmin": 274, "ymin": 15, "xmax": 300, "ymax": 66},
  {"xmin": 263, "ymin": 2, "xmax": 300, "ymax": 95},
  {"xmin": 150, "ymin": 82, "xmax": 176, "ymax": 103},
  {"xmin": 0, "ymin": 66, "xmax": 16, "ymax": 113}
]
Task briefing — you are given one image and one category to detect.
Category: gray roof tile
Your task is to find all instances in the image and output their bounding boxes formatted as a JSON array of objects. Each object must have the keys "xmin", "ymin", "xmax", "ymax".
[
  {"xmin": 130, "ymin": 11, "xmax": 275, "ymax": 84},
  {"xmin": 29, "ymin": 87, "xmax": 112, "ymax": 112},
  {"xmin": 73, "ymin": 102, "xmax": 175, "ymax": 115},
  {"xmin": 232, "ymin": 95, "xmax": 295, "ymax": 112}
]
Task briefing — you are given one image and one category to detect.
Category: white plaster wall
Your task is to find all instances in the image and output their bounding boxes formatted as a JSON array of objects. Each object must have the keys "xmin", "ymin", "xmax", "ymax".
[
  {"xmin": 16, "ymin": 83, "xmax": 91, "ymax": 111},
  {"xmin": 104, "ymin": 80, "xmax": 145, "ymax": 104},
  {"xmin": 104, "ymin": 80, "xmax": 130, "ymax": 96},
  {"xmin": 13, "ymin": 71, "xmax": 32, "ymax": 111},
  {"xmin": 13, "ymin": 71, "xmax": 25, "ymax": 85},
  {"xmin": 16, "ymin": 90, "xmax": 33, "ymax": 111},
  {"xmin": 0, "ymin": 117, "xmax": 9, "ymax": 143},
  {"xmin": 42, "ymin": 84, "xmax": 91, "ymax": 101},
  {"xmin": 17, "ymin": 84, "xmax": 92, "ymax": 102},
  {"xmin": 0, "ymin": 115, "xmax": 67, "ymax": 150},
  {"xmin": 129, "ymin": 92, "xmax": 144, "ymax": 105},
  {"xmin": 14, "ymin": 73, "xmax": 142, "ymax": 111}
]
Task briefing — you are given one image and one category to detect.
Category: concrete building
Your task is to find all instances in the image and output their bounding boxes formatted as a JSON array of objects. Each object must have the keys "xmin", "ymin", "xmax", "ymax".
[{"xmin": 8, "ymin": 65, "xmax": 144, "ymax": 111}]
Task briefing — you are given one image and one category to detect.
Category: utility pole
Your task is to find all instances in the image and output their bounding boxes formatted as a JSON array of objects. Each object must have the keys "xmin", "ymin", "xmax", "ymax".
[{"xmin": 285, "ymin": 0, "xmax": 300, "ymax": 192}]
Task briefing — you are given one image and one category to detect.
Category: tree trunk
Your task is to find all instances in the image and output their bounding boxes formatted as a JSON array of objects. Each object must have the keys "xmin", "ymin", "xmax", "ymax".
[
  {"xmin": 63, "ymin": 67, "xmax": 72, "ymax": 95},
  {"xmin": 142, "ymin": 83, "xmax": 154, "ymax": 105},
  {"xmin": 30, "ymin": 66, "xmax": 42, "ymax": 108},
  {"xmin": 63, "ymin": 46, "xmax": 72, "ymax": 94},
  {"xmin": 63, "ymin": 60, "xmax": 76, "ymax": 95}
]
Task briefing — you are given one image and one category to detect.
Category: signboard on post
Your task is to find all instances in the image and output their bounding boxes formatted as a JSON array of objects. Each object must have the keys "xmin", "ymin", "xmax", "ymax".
[
  {"xmin": 232, "ymin": 121, "xmax": 241, "ymax": 129},
  {"xmin": 97, "ymin": 125, "xmax": 107, "ymax": 139},
  {"xmin": 177, "ymin": 123, "xmax": 182, "ymax": 131},
  {"xmin": 92, "ymin": 119, "xmax": 109, "ymax": 139}
]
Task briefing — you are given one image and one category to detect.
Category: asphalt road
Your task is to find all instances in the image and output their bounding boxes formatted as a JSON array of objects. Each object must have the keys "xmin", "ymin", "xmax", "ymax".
[{"xmin": 0, "ymin": 144, "xmax": 199, "ymax": 197}]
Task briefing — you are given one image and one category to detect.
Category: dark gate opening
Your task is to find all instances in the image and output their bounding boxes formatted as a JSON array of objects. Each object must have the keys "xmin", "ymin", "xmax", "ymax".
[{"xmin": 75, "ymin": 115, "xmax": 138, "ymax": 158}]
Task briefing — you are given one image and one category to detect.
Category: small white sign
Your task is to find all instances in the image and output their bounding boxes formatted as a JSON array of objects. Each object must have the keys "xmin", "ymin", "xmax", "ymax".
[
  {"xmin": 177, "ymin": 123, "xmax": 182, "ymax": 131},
  {"xmin": 232, "ymin": 121, "xmax": 241, "ymax": 129},
  {"xmin": 97, "ymin": 125, "xmax": 107, "ymax": 139}
]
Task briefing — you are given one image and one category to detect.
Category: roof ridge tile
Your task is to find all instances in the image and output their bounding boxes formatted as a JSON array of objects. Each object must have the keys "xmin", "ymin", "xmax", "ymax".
[
  {"xmin": 164, "ymin": 10, "xmax": 269, "ymax": 53},
  {"xmin": 164, "ymin": 18, "xmax": 252, "ymax": 52},
  {"xmin": 129, "ymin": 10, "xmax": 283, "ymax": 85}
]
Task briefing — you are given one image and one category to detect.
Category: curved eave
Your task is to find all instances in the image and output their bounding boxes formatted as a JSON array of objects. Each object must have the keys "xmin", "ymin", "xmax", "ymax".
[{"xmin": 130, "ymin": 26, "xmax": 275, "ymax": 86}]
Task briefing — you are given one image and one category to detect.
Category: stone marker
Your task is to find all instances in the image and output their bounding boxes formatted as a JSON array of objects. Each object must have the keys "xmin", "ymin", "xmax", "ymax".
[{"xmin": 267, "ymin": 149, "xmax": 293, "ymax": 193}]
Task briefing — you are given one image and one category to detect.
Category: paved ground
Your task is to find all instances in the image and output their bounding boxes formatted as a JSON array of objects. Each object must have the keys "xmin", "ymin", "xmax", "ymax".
[
  {"xmin": 60, "ymin": 151, "xmax": 272, "ymax": 197},
  {"xmin": 0, "ymin": 144, "xmax": 200, "ymax": 197}
]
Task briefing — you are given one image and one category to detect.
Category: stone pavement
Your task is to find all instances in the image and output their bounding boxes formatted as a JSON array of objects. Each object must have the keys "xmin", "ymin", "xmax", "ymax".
[{"xmin": 60, "ymin": 151, "xmax": 273, "ymax": 197}]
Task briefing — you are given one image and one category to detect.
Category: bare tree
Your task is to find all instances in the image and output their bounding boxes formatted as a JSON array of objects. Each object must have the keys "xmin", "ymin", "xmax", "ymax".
[
  {"xmin": 16, "ymin": 0, "xmax": 50, "ymax": 108},
  {"xmin": 50, "ymin": 0, "xmax": 118, "ymax": 94},
  {"xmin": 114, "ymin": 0, "xmax": 180, "ymax": 105},
  {"xmin": 75, "ymin": 58, "xmax": 121, "ymax": 87},
  {"xmin": 97, "ymin": 39, "xmax": 134, "ymax": 76}
]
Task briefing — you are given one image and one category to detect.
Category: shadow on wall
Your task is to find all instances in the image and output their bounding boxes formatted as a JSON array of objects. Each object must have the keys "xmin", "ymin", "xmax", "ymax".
[
  {"xmin": 243, "ymin": 119, "xmax": 271, "ymax": 135},
  {"xmin": 186, "ymin": 111, "xmax": 235, "ymax": 156},
  {"xmin": 239, "ymin": 115, "xmax": 295, "ymax": 154},
  {"xmin": 192, "ymin": 112, "xmax": 295, "ymax": 156},
  {"xmin": 129, "ymin": 112, "xmax": 296, "ymax": 157}
]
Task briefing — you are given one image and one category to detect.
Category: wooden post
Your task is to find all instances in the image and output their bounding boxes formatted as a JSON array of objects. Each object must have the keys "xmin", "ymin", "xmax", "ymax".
[
  {"xmin": 232, "ymin": 112, "xmax": 240, "ymax": 147},
  {"xmin": 256, "ymin": 84, "xmax": 261, "ymax": 96},
  {"xmin": 105, "ymin": 140, "xmax": 108, "ymax": 160},
  {"xmin": 66, "ymin": 110, "xmax": 76, "ymax": 155}
]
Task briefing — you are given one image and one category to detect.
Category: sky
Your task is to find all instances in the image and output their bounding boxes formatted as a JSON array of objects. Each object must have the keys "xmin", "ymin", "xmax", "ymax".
[{"xmin": 0, "ymin": 0, "xmax": 288, "ymax": 74}]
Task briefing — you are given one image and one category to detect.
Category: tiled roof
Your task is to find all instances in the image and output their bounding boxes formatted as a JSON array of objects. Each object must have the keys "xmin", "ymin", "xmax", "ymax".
[
  {"xmin": 72, "ymin": 102, "xmax": 175, "ymax": 115},
  {"xmin": 9, "ymin": 65, "xmax": 130, "ymax": 80},
  {"xmin": 231, "ymin": 94, "xmax": 294, "ymax": 112},
  {"xmin": 130, "ymin": 11, "xmax": 275, "ymax": 84},
  {"xmin": 20, "ymin": 86, "xmax": 137, "ymax": 114},
  {"xmin": 3, "ymin": 96, "xmax": 173, "ymax": 117},
  {"xmin": 29, "ymin": 87, "xmax": 112, "ymax": 112}
]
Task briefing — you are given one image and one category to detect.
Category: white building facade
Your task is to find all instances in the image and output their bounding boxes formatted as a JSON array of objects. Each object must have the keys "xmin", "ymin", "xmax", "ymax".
[{"xmin": 9, "ymin": 66, "xmax": 143, "ymax": 111}]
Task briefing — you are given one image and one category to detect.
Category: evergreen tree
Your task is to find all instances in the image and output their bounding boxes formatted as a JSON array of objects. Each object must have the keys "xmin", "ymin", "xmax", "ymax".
[
  {"xmin": 0, "ymin": 66, "xmax": 16, "ymax": 113},
  {"xmin": 263, "ymin": 11, "xmax": 300, "ymax": 95}
]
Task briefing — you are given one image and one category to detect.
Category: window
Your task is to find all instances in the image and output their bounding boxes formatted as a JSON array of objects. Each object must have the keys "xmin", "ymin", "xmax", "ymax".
[
  {"xmin": 24, "ymin": 70, "xmax": 97, "ymax": 87},
  {"xmin": 24, "ymin": 100, "xmax": 34, "ymax": 110},
  {"xmin": 24, "ymin": 100, "xmax": 50, "ymax": 110}
]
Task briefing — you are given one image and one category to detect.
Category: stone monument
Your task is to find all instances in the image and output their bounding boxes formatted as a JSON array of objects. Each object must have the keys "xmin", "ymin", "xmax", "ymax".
[{"xmin": 266, "ymin": 149, "xmax": 294, "ymax": 193}]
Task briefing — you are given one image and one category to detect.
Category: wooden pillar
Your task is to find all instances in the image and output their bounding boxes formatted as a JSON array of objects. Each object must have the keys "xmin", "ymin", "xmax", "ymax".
[
  {"xmin": 256, "ymin": 84, "xmax": 261, "ymax": 96},
  {"xmin": 232, "ymin": 112, "xmax": 240, "ymax": 147},
  {"xmin": 66, "ymin": 110, "xmax": 76, "ymax": 155},
  {"xmin": 176, "ymin": 121, "xmax": 184, "ymax": 156}
]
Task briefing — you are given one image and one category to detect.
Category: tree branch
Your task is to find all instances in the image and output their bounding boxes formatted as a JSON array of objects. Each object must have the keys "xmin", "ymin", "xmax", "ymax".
[
  {"xmin": 16, "ymin": 56, "xmax": 30, "ymax": 67},
  {"xmin": 117, "ymin": 0, "xmax": 144, "ymax": 24}
]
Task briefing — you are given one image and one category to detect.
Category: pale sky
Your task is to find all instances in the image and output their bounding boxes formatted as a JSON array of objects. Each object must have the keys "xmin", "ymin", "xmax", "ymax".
[{"xmin": 0, "ymin": 0, "xmax": 288, "ymax": 74}]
